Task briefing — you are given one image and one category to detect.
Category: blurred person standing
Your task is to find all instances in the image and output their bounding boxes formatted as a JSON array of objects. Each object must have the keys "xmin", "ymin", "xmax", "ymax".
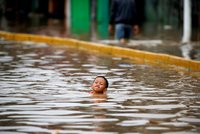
[{"xmin": 109, "ymin": 0, "xmax": 139, "ymax": 45}]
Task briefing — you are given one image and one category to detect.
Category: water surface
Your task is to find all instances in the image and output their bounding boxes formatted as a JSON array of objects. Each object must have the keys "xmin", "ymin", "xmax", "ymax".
[{"xmin": 0, "ymin": 40, "xmax": 200, "ymax": 134}]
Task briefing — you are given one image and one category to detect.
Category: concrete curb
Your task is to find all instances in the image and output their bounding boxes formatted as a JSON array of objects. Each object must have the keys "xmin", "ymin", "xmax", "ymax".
[{"xmin": 0, "ymin": 31, "xmax": 200, "ymax": 76}]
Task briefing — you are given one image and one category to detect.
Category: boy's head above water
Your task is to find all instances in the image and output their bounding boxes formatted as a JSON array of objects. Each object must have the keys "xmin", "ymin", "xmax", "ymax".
[{"xmin": 90, "ymin": 76, "xmax": 109, "ymax": 94}]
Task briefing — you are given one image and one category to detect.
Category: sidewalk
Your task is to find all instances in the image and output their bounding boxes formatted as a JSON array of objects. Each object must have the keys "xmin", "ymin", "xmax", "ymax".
[{"xmin": 98, "ymin": 39, "xmax": 200, "ymax": 61}]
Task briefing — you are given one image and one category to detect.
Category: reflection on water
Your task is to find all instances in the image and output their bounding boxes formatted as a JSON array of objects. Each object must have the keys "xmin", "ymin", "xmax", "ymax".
[{"xmin": 0, "ymin": 40, "xmax": 200, "ymax": 134}]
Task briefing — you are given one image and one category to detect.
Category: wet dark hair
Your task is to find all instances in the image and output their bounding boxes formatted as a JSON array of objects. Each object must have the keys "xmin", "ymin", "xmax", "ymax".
[{"xmin": 94, "ymin": 76, "xmax": 109, "ymax": 88}]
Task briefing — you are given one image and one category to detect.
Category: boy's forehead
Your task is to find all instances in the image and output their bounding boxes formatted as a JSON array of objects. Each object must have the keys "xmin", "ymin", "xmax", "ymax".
[{"xmin": 95, "ymin": 77, "xmax": 105, "ymax": 82}]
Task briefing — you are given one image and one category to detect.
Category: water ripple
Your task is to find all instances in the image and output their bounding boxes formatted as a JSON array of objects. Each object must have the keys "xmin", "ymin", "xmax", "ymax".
[{"xmin": 0, "ymin": 41, "xmax": 199, "ymax": 133}]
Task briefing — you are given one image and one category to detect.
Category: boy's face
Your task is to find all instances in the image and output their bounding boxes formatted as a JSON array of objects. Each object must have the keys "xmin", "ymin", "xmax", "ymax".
[{"xmin": 91, "ymin": 77, "xmax": 107, "ymax": 93}]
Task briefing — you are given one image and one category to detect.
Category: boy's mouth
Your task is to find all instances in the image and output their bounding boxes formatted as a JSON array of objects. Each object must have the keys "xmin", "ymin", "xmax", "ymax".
[{"xmin": 95, "ymin": 85, "xmax": 100, "ymax": 88}]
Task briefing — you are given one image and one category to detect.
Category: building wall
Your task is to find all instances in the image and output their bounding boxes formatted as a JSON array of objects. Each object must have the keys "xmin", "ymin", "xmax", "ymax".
[{"xmin": 1, "ymin": 0, "xmax": 199, "ymax": 41}]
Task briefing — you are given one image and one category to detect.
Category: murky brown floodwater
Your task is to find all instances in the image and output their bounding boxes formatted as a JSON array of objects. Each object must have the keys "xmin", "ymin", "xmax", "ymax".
[{"xmin": 0, "ymin": 40, "xmax": 200, "ymax": 134}]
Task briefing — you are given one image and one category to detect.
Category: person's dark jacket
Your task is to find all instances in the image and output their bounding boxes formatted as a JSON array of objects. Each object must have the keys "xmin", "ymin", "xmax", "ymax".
[{"xmin": 109, "ymin": 0, "xmax": 138, "ymax": 25}]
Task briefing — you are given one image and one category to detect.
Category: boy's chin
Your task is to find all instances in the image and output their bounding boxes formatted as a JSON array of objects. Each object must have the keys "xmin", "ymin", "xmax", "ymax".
[
  {"xmin": 94, "ymin": 89, "xmax": 101, "ymax": 92},
  {"xmin": 94, "ymin": 89, "xmax": 104, "ymax": 93}
]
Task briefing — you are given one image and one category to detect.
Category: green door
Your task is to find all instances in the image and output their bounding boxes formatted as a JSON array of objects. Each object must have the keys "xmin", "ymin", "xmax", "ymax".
[
  {"xmin": 97, "ymin": 0, "xmax": 109, "ymax": 39},
  {"xmin": 70, "ymin": 0, "xmax": 90, "ymax": 36}
]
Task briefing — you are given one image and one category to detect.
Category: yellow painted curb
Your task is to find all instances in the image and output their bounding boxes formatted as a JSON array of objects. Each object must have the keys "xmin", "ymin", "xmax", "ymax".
[{"xmin": 0, "ymin": 31, "xmax": 200, "ymax": 76}]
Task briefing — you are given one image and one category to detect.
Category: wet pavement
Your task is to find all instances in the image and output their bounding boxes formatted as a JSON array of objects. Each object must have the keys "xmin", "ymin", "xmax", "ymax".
[{"xmin": 0, "ymin": 16, "xmax": 200, "ymax": 61}]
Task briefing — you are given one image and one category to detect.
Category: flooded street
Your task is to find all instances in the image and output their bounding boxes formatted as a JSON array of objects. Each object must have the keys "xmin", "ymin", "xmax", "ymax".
[
  {"xmin": 1, "ymin": 15, "xmax": 200, "ymax": 61},
  {"xmin": 0, "ymin": 41, "xmax": 200, "ymax": 134}
]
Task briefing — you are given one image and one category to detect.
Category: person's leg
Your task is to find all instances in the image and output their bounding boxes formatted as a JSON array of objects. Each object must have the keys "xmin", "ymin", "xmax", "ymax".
[
  {"xmin": 119, "ymin": 38, "xmax": 126, "ymax": 45},
  {"xmin": 124, "ymin": 24, "xmax": 132, "ymax": 43},
  {"xmin": 115, "ymin": 24, "xmax": 127, "ymax": 45}
]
